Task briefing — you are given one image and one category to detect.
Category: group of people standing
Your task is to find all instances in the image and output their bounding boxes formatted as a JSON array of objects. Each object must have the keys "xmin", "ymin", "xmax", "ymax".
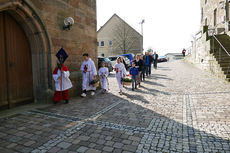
[
  {"xmin": 52, "ymin": 51, "xmax": 159, "ymax": 103},
  {"xmin": 114, "ymin": 51, "xmax": 159, "ymax": 94},
  {"xmin": 128, "ymin": 51, "xmax": 159, "ymax": 91}
]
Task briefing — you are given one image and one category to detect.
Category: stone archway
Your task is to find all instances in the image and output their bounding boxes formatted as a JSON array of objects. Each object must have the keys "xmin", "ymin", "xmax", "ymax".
[{"xmin": 0, "ymin": 0, "xmax": 52, "ymax": 104}]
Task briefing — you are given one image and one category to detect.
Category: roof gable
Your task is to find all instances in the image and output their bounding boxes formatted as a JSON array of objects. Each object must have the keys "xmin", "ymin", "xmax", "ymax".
[{"xmin": 97, "ymin": 14, "xmax": 142, "ymax": 37}]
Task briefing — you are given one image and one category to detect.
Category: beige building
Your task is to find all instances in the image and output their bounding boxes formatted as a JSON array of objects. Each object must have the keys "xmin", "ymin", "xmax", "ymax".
[
  {"xmin": 201, "ymin": 0, "xmax": 227, "ymax": 33},
  {"xmin": 97, "ymin": 14, "xmax": 143, "ymax": 57},
  {"xmin": 187, "ymin": 0, "xmax": 230, "ymax": 82}
]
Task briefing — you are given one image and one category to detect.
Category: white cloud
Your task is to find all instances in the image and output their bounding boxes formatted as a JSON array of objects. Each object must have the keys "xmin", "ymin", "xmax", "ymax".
[{"xmin": 97, "ymin": 0, "xmax": 201, "ymax": 55}]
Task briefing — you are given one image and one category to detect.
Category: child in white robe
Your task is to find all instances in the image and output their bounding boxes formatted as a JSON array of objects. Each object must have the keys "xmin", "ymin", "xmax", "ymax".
[
  {"xmin": 80, "ymin": 53, "xmax": 97, "ymax": 97},
  {"xmin": 99, "ymin": 62, "xmax": 109, "ymax": 93},
  {"xmin": 114, "ymin": 57, "xmax": 127, "ymax": 95}
]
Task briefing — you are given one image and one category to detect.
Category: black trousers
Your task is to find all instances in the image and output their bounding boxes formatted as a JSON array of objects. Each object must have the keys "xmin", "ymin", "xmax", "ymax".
[
  {"xmin": 148, "ymin": 64, "xmax": 151, "ymax": 75},
  {"xmin": 141, "ymin": 69, "xmax": 145, "ymax": 81},
  {"xmin": 145, "ymin": 66, "xmax": 149, "ymax": 76},
  {"xmin": 154, "ymin": 60, "xmax": 157, "ymax": 69}
]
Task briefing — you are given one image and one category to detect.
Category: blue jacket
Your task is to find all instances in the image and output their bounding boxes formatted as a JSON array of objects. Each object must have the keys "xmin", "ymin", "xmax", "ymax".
[
  {"xmin": 146, "ymin": 56, "xmax": 150, "ymax": 66},
  {"xmin": 129, "ymin": 67, "xmax": 139, "ymax": 76}
]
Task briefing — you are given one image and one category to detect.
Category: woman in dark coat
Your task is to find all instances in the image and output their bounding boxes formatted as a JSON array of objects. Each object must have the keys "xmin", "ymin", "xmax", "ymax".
[
  {"xmin": 135, "ymin": 55, "xmax": 144, "ymax": 87},
  {"xmin": 139, "ymin": 55, "xmax": 145, "ymax": 82},
  {"xmin": 120, "ymin": 56, "xmax": 128, "ymax": 70}
]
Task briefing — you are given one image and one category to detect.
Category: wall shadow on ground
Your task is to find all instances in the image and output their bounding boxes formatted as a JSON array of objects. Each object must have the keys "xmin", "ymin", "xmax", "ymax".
[
  {"xmin": 0, "ymin": 91, "xmax": 229, "ymax": 152},
  {"xmin": 140, "ymin": 86, "xmax": 171, "ymax": 96},
  {"xmin": 122, "ymin": 92, "xmax": 150, "ymax": 104},
  {"xmin": 143, "ymin": 80, "xmax": 166, "ymax": 87},
  {"xmin": 148, "ymin": 73, "xmax": 173, "ymax": 81},
  {"xmin": 94, "ymin": 92, "xmax": 230, "ymax": 152},
  {"xmin": 156, "ymin": 66, "xmax": 172, "ymax": 71}
]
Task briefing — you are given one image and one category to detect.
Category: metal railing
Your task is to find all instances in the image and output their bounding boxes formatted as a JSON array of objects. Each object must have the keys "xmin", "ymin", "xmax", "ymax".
[{"xmin": 208, "ymin": 29, "xmax": 230, "ymax": 76}]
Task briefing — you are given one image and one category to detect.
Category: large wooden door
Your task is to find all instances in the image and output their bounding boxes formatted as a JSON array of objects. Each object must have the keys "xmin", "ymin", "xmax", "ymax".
[
  {"xmin": 0, "ymin": 12, "xmax": 33, "ymax": 109},
  {"xmin": 0, "ymin": 12, "xmax": 8, "ymax": 109}
]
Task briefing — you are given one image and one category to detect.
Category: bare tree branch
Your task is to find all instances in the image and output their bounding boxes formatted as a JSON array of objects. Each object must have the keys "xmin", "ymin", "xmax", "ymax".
[{"xmin": 112, "ymin": 21, "xmax": 138, "ymax": 54}]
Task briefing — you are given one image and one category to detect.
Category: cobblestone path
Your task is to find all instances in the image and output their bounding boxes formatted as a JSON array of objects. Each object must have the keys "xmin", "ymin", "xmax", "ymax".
[{"xmin": 0, "ymin": 60, "xmax": 230, "ymax": 153}]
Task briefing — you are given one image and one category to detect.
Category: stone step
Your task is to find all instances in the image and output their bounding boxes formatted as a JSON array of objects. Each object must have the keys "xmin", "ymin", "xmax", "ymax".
[
  {"xmin": 211, "ymin": 44, "xmax": 230, "ymax": 50},
  {"xmin": 210, "ymin": 34, "xmax": 230, "ymax": 81},
  {"xmin": 214, "ymin": 56, "xmax": 230, "ymax": 60},
  {"xmin": 214, "ymin": 52, "xmax": 230, "ymax": 55},
  {"xmin": 216, "ymin": 60, "xmax": 230, "ymax": 64},
  {"xmin": 222, "ymin": 67, "xmax": 230, "ymax": 72},
  {"xmin": 219, "ymin": 63, "xmax": 230, "ymax": 67},
  {"xmin": 225, "ymin": 73, "xmax": 230, "ymax": 78},
  {"xmin": 212, "ymin": 53, "xmax": 230, "ymax": 58},
  {"xmin": 224, "ymin": 72, "xmax": 230, "ymax": 75},
  {"xmin": 212, "ymin": 50, "xmax": 230, "ymax": 55},
  {"xmin": 211, "ymin": 47, "xmax": 230, "ymax": 51},
  {"xmin": 215, "ymin": 34, "xmax": 230, "ymax": 46},
  {"xmin": 215, "ymin": 57, "xmax": 230, "ymax": 63}
]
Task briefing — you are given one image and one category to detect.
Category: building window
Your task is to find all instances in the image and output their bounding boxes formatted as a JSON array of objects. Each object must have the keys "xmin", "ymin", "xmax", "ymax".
[
  {"xmin": 226, "ymin": 2, "xmax": 229, "ymax": 21},
  {"xmin": 201, "ymin": 8, "xmax": 203, "ymax": 22},
  {"xmin": 214, "ymin": 9, "xmax": 217, "ymax": 26},
  {"xmin": 97, "ymin": 42, "xmax": 99, "ymax": 46},
  {"xmin": 101, "ymin": 41, "xmax": 104, "ymax": 46},
  {"xmin": 109, "ymin": 40, "xmax": 112, "ymax": 46}
]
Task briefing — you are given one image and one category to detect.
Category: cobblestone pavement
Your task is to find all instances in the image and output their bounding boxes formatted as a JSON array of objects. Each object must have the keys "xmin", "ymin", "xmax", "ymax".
[{"xmin": 0, "ymin": 60, "xmax": 230, "ymax": 153}]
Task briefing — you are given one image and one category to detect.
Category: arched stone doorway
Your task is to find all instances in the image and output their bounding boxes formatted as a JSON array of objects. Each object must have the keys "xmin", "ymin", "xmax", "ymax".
[{"xmin": 0, "ymin": 0, "xmax": 52, "ymax": 109}]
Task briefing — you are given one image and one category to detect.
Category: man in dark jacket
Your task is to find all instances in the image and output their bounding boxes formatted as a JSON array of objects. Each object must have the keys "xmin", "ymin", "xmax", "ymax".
[
  {"xmin": 143, "ymin": 52, "xmax": 150, "ymax": 77},
  {"xmin": 153, "ymin": 51, "xmax": 159, "ymax": 69},
  {"xmin": 140, "ymin": 55, "xmax": 145, "ymax": 81},
  {"xmin": 134, "ymin": 55, "xmax": 143, "ymax": 87},
  {"xmin": 149, "ymin": 53, "xmax": 153, "ymax": 75}
]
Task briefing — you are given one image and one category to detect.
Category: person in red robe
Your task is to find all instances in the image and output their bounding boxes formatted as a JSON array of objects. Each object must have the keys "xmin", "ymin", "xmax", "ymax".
[
  {"xmin": 182, "ymin": 48, "xmax": 186, "ymax": 57},
  {"xmin": 53, "ymin": 61, "xmax": 72, "ymax": 104}
]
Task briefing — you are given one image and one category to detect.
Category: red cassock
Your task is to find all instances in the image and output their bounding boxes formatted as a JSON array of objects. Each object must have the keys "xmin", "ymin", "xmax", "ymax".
[{"xmin": 53, "ymin": 65, "xmax": 72, "ymax": 102}]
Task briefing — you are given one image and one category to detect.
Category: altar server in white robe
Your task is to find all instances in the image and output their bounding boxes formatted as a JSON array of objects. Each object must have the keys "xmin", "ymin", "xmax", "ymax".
[
  {"xmin": 114, "ymin": 57, "xmax": 127, "ymax": 95},
  {"xmin": 80, "ymin": 53, "xmax": 97, "ymax": 97},
  {"xmin": 99, "ymin": 62, "xmax": 109, "ymax": 93}
]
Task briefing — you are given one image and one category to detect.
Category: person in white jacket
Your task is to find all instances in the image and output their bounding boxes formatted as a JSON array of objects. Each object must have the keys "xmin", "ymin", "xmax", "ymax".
[
  {"xmin": 80, "ymin": 53, "xmax": 97, "ymax": 97},
  {"xmin": 53, "ymin": 61, "xmax": 72, "ymax": 104},
  {"xmin": 99, "ymin": 62, "xmax": 109, "ymax": 93},
  {"xmin": 114, "ymin": 57, "xmax": 127, "ymax": 95}
]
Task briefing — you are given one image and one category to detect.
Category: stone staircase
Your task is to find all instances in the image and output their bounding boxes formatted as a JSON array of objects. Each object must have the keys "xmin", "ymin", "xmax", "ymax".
[{"xmin": 211, "ymin": 34, "xmax": 230, "ymax": 82}]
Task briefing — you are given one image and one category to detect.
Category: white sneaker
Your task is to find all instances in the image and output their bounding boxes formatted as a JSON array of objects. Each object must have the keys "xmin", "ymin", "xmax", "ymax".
[
  {"xmin": 81, "ymin": 93, "xmax": 86, "ymax": 97},
  {"xmin": 91, "ymin": 91, "xmax": 95, "ymax": 96}
]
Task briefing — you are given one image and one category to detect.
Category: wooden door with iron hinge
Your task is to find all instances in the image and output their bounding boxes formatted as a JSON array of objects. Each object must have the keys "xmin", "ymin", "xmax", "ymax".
[{"xmin": 0, "ymin": 12, "xmax": 33, "ymax": 110}]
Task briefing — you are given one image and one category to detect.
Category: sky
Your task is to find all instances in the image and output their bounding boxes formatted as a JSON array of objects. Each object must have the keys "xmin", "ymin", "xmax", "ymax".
[{"xmin": 97, "ymin": 0, "xmax": 201, "ymax": 56}]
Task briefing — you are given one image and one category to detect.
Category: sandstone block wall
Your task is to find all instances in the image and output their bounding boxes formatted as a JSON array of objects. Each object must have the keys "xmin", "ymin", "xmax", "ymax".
[
  {"xmin": 29, "ymin": 0, "xmax": 97, "ymax": 97},
  {"xmin": 201, "ymin": 0, "xmax": 226, "ymax": 33},
  {"xmin": 28, "ymin": 0, "xmax": 97, "ymax": 70}
]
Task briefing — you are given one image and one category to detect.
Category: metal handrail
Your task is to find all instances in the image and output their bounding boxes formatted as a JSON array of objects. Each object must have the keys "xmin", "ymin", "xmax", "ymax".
[
  {"xmin": 208, "ymin": 29, "xmax": 230, "ymax": 75},
  {"xmin": 212, "ymin": 35, "xmax": 230, "ymax": 57}
]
